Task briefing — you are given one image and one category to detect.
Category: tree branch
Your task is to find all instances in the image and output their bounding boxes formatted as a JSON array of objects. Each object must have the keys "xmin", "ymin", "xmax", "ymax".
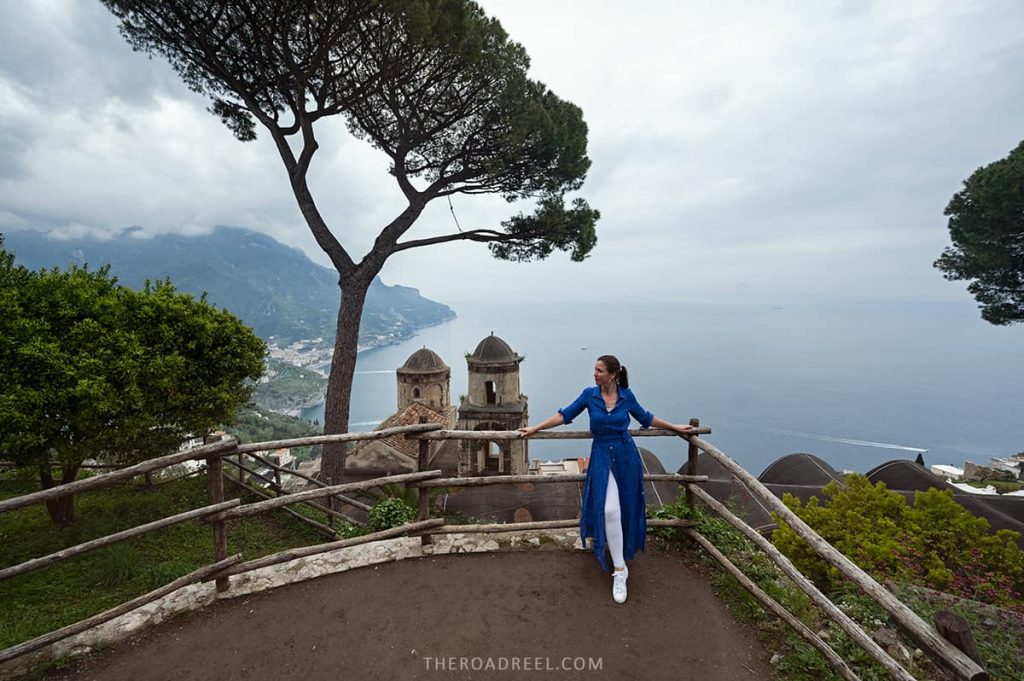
[{"xmin": 394, "ymin": 228, "xmax": 539, "ymax": 253}]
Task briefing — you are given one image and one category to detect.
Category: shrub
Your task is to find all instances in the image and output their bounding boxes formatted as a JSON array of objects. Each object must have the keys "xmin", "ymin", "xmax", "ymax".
[
  {"xmin": 772, "ymin": 474, "xmax": 1024, "ymax": 609},
  {"xmin": 367, "ymin": 497, "xmax": 416, "ymax": 532}
]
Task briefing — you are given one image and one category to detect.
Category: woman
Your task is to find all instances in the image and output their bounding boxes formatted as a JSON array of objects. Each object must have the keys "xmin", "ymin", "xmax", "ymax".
[{"xmin": 518, "ymin": 355, "xmax": 694, "ymax": 604}]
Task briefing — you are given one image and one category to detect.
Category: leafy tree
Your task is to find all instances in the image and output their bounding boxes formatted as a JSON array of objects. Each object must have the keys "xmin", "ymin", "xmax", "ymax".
[
  {"xmin": 100, "ymin": 0, "xmax": 600, "ymax": 484},
  {"xmin": 935, "ymin": 139, "xmax": 1024, "ymax": 325},
  {"xmin": 0, "ymin": 240, "xmax": 265, "ymax": 524}
]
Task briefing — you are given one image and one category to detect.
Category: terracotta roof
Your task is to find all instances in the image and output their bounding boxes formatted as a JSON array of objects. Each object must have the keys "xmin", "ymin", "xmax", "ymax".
[{"xmin": 350, "ymin": 402, "xmax": 454, "ymax": 460}]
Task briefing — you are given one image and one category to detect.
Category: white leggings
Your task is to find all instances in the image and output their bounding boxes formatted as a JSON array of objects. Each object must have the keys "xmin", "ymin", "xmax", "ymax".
[{"xmin": 604, "ymin": 470, "xmax": 625, "ymax": 570}]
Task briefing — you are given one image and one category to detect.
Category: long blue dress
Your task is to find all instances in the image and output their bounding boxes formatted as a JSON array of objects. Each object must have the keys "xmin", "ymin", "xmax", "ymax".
[{"xmin": 558, "ymin": 385, "xmax": 654, "ymax": 571}]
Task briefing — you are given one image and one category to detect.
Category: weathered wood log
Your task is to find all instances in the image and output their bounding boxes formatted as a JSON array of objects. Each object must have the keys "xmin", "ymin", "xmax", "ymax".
[
  {"xmin": 643, "ymin": 474, "xmax": 710, "ymax": 483},
  {"xmin": 686, "ymin": 434, "xmax": 988, "ymax": 681},
  {"xmin": 0, "ymin": 554, "xmax": 241, "ymax": 665},
  {"xmin": 213, "ymin": 518, "xmax": 445, "ymax": 578},
  {"xmin": 416, "ymin": 518, "xmax": 696, "ymax": 535},
  {"xmin": 407, "ymin": 473, "xmax": 707, "ymax": 488},
  {"xmin": 0, "ymin": 439, "xmax": 238, "ymax": 514},
  {"xmin": 686, "ymin": 417, "xmax": 700, "ymax": 511},
  {"xmin": 236, "ymin": 422, "xmax": 443, "ymax": 453},
  {"xmin": 419, "ymin": 519, "xmax": 580, "ymax": 534},
  {"xmin": 686, "ymin": 483, "xmax": 916, "ymax": 681},
  {"xmin": 225, "ymin": 476, "xmax": 338, "ymax": 539},
  {"xmin": 206, "ymin": 456, "xmax": 230, "ymax": 593},
  {"xmin": 222, "ymin": 457, "xmax": 365, "ymax": 527},
  {"xmin": 416, "ymin": 416, "xmax": 433, "ymax": 546},
  {"xmin": 0, "ymin": 499, "xmax": 240, "ymax": 582},
  {"xmin": 245, "ymin": 451, "xmax": 372, "ymax": 512},
  {"xmin": 205, "ymin": 470, "xmax": 443, "ymax": 523},
  {"xmin": 685, "ymin": 528, "xmax": 860, "ymax": 681},
  {"xmin": 934, "ymin": 611, "xmax": 983, "ymax": 665},
  {"xmin": 411, "ymin": 427, "xmax": 712, "ymax": 441}
]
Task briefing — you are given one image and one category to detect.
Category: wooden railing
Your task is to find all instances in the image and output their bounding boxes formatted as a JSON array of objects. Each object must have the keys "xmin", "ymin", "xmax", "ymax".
[{"xmin": 0, "ymin": 424, "xmax": 987, "ymax": 680}]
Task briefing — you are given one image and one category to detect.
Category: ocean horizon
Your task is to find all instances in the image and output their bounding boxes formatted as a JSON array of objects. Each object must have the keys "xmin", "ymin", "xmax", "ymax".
[{"xmin": 301, "ymin": 300, "xmax": 1023, "ymax": 477}]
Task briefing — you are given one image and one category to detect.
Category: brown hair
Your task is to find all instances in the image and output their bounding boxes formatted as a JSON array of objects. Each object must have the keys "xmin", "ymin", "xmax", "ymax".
[{"xmin": 597, "ymin": 354, "xmax": 629, "ymax": 388}]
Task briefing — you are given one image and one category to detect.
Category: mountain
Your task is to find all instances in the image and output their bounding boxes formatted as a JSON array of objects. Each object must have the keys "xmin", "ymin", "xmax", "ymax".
[{"xmin": 3, "ymin": 227, "xmax": 455, "ymax": 346}]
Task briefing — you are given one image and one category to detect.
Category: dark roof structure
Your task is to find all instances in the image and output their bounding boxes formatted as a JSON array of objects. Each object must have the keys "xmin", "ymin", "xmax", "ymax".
[
  {"xmin": 678, "ymin": 452, "xmax": 778, "ymax": 532},
  {"xmin": 866, "ymin": 460, "xmax": 956, "ymax": 492},
  {"xmin": 759, "ymin": 453, "xmax": 842, "ymax": 487},
  {"xmin": 398, "ymin": 347, "xmax": 449, "ymax": 374},
  {"xmin": 677, "ymin": 453, "xmax": 1024, "ymax": 546},
  {"xmin": 469, "ymin": 333, "xmax": 521, "ymax": 364}
]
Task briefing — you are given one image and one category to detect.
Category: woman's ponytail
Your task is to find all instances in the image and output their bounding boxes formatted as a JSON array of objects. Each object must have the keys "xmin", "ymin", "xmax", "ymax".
[{"xmin": 597, "ymin": 354, "xmax": 629, "ymax": 388}]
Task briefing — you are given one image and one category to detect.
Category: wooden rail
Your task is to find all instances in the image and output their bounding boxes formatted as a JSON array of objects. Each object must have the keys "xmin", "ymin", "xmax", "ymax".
[
  {"xmin": 0, "ymin": 439, "xmax": 237, "ymax": 514},
  {"xmin": 0, "ymin": 423, "xmax": 985, "ymax": 679},
  {"xmin": 244, "ymin": 451, "xmax": 372, "ymax": 512},
  {"xmin": 687, "ymin": 483, "xmax": 915, "ymax": 681},
  {"xmin": 685, "ymin": 433, "xmax": 987, "ymax": 681},
  {"xmin": 0, "ymin": 500, "xmax": 240, "ymax": 582},
  {"xmin": 222, "ymin": 456, "xmax": 365, "ymax": 527}
]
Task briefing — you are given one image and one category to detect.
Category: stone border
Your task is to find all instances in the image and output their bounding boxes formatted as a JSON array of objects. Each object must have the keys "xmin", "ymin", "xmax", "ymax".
[{"xmin": 0, "ymin": 530, "xmax": 584, "ymax": 679}]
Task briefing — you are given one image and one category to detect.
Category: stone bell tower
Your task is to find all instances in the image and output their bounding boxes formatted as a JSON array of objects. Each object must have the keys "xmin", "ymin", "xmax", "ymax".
[
  {"xmin": 456, "ymin": 333, "xmax": 529, "ymax": 475},
  {"xmin": 396, "ymin": 347, "xmax": 451, "ymax": 413}
]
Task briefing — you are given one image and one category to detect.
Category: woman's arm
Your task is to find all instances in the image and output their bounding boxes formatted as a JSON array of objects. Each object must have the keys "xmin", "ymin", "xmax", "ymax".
[
  {"xmin": 518, "ymin": 413, "xmax": 565, "ymax": 438},
  {"xmin": 649, "ymin": 415, "xmax": 695, "ymax": 435}
]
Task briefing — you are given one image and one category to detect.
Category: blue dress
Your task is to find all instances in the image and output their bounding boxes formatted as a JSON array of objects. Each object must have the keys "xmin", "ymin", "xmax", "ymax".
[{"xmin": 558, "ymin": 385, "xmax": 654, "ymax": 571}]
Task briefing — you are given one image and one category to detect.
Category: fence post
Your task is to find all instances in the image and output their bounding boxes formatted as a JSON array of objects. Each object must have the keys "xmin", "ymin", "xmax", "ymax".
[
  {"xmin": 205, "ymin": 435, "xmax": 231, "ymax": 593},
  {"xmin": 417, "ymin": 416, "xmax": 433, "ymax": 546},
  {"xmin": 685, "ymin": 417, "xmax": 700, "ymax": 511}
]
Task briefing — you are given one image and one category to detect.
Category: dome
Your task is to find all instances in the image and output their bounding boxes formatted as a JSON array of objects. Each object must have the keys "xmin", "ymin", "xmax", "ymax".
[
  {"xmin": 759, "ymin": 453, "xmax": 842, "ymax": 486},
  {"xmin": 469, "ymin": 333, "xmax": 520, "ymax": 364},
  {"xmin": 398, "ymin": 347, "xmax": 449, "ymax": 373},
  {"xmin": 866, "ymin": 460, "xmax": 952, "ymax": 492}
]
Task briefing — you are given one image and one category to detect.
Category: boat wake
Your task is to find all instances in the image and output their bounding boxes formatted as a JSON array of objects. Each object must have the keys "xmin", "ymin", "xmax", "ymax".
[{"xmin": 765, "ymin": 428, "xmax": 927, "ymax": 453}]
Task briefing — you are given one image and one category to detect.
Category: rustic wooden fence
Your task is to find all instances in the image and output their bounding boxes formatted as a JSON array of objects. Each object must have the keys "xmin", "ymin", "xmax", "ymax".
[{"xmin": 0, "ymin": 424, "xmax": 987, "ymax": 680}]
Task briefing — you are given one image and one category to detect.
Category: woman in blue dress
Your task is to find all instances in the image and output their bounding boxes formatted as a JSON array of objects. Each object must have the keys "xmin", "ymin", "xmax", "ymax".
[{"xmin": 518, "ymin": 355, "xmax": 694, "ymax": 604}]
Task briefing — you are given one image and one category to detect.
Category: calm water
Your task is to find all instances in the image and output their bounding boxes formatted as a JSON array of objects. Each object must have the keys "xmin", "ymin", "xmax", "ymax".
[{"xmin": 302, "ymin": 301, "xmax": 1023, "ymax": 476}]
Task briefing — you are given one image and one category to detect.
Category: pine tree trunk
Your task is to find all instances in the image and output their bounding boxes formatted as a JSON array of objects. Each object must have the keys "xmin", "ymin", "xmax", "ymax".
[{"xmin": 320, "ymin": 277, "xmax": 371, "ymax": 486}]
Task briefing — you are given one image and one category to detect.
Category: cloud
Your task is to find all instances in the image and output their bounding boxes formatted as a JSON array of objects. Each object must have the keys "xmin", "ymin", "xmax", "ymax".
[{"xmin": 1, "ymin": 0, "xmax": 1023, "ymax": 305}]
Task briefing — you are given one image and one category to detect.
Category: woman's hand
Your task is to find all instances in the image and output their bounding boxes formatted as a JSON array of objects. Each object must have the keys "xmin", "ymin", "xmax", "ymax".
[
  {"xmin": 673, "ymin": 423, "xmax": 695, "ymax": 435},
  {"xmin": 517, "ymin": 425, "xmax": 538, "ymax": 438}
]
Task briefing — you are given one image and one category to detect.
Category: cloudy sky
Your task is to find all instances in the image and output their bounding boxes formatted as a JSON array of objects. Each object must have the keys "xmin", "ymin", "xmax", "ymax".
[{"xmin": 1, "ymin": 0, "xmax": 1022, "ymax": 305}]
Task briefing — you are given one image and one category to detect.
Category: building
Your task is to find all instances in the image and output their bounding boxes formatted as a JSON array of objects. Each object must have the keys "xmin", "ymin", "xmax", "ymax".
[
  {"xmin": 342, "ymin": 348, "xmax": 458, "ymax": 476},
  {"xmin": 456, "ymin": 333, "xmax": 529, "ymax": 476}
]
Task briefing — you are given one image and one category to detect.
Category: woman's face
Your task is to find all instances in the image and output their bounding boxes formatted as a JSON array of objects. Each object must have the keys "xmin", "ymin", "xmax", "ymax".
[{"xmin": 593, "ymin": 360, "xmax": 615, "ymax": 387}]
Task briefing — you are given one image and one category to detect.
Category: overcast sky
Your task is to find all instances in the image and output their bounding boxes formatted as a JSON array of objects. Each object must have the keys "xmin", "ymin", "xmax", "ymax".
[{"xmin": 1, "ymin": 0, "xmax": 1022, "ymax": 305}]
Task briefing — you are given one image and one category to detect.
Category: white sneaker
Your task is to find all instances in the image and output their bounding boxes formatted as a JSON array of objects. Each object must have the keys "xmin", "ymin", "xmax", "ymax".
[{"xmin": 612, "ymin": 566, "xmax": 628, "ymax": 604}]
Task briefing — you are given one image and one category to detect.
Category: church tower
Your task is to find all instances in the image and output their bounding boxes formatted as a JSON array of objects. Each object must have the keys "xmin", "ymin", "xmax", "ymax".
[
  {"xmin": 456, "ymin": 333, "xmax": 529, "ymax": 475},
  {"xmin": 396, "ymin": 347, "xmax": 451, "ymax": 413}
]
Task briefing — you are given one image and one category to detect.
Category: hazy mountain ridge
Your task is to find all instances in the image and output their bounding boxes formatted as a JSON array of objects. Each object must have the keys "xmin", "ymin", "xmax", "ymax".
[{"xmin": 3, "ymin": 227, "xmax": 456, "ymax": 346}]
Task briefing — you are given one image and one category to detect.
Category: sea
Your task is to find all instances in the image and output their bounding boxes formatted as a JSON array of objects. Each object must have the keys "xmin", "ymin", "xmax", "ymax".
[{"xmin": 301, "ymin": 301, "xmax": 1023, "ymax": 477}]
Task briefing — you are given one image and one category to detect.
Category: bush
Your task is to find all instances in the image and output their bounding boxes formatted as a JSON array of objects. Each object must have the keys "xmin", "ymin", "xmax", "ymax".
[
  {"xmin": 367, "ymin": 497, "xmax": 416, "ymax": 532},
  {"xmin": 772, "ymin": 474, "xmax": 1024, "ymax": 609}
]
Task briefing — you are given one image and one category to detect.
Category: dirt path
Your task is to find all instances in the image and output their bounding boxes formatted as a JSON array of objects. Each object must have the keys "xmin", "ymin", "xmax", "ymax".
[{"xmin": 48, "ymin": 545, "xmax": 771, "ymax": 680}]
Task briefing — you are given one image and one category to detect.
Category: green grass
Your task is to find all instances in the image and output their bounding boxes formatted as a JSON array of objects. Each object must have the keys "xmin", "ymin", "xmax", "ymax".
[{"xmin": 0, "ymin": 469, "xmax": 330, "ymax": 651}]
